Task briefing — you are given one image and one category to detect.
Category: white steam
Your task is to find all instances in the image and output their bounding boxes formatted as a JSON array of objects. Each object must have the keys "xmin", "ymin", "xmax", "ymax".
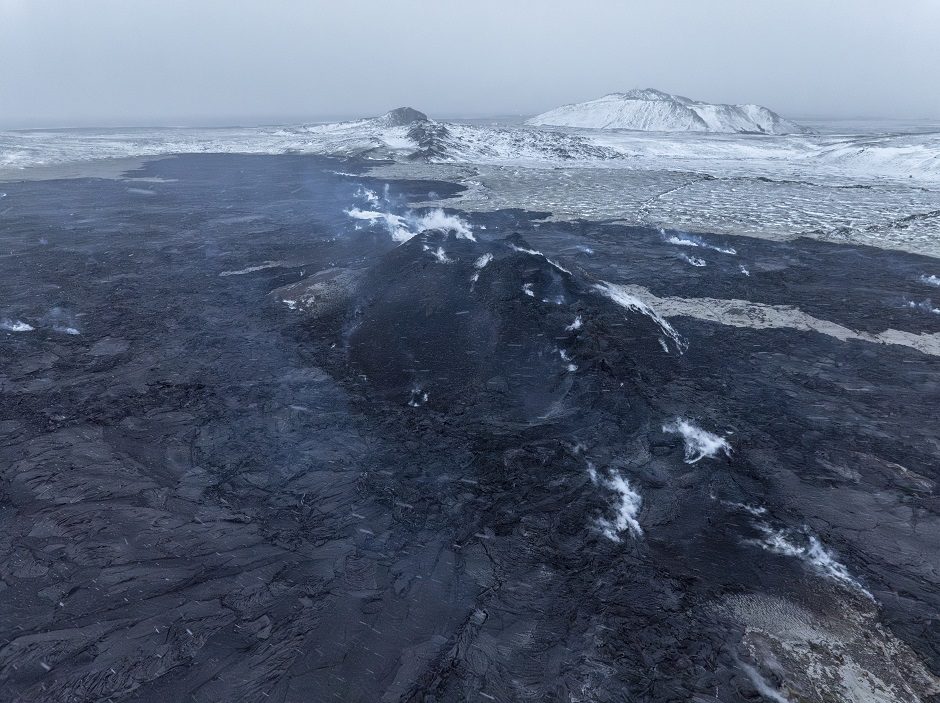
[
  {"xmin": 345, "ymin": 187, "xmax": 475, "ymax": 244},
  {"xmin": 412, "ymin": 210, "xmax": 475, "ymax": 240},
  {"xmin": 1, "ymin": 319, "xmax": 34, "ymax": 332},
  {"xmin": 751, "ymin": 523, "xmax": 873, "ymax": 600},
  {"xmin": 664, "ymin": 232, "xmax": 737, "ymax": 255},
  {"xmin": 589, "ymin": 463, "xmax": 643, "ymax": 540},
  {"xmin": 557, "ymin": 348, "xmax": 577, "ymax": 372},
  {"xmin": 408, "ymin": 387, "xmax": 429, "ymax": 407},
  {"xmin": 345, "ymin": 208, "xmax": 412, "ymax": 242},
  {"xmin": 430, "ymin": 247, "xmax": 452, "ymax": 264},
  {"xmin": 907, "ymin": 298, "xmax": 940, "ymax": 315},
  {"xmin": 474, "ymin": 253, "xmax": 493, "ymax": 269},
  {"xmin": 593, "ymin": 282, "xmax": 686, "ymax": 353},
  {"xmin": 662, "ymin": 418, "xmax": 731, "ymax": 463},
  {"xmin": 508, "ymin": 242, "xmax": 571, "ymax": 274},
  {"xmin": 355, "ymin": 186, "xmax": 380, "ymax": 207},
  {"xmin": 42, "ymin": 307, "xmax": 81, "ymax": 336},
  {"xmin": 219, "ymin": 261, "xmax": 287, "ymax": 277},
  {"xmin": 738, "ymin": 662, "xmax": 793, "ymax": 703}
]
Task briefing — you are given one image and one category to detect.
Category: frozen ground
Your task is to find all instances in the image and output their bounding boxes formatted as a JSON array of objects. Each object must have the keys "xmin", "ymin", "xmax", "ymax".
[{"xmin": 2, "ymin": 114, "xmax": 939, "ymax": 255}]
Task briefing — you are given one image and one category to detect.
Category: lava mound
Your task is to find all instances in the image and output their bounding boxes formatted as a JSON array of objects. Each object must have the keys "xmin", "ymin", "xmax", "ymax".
[
  {"xmin": 378, "ymin": 106, "xmax": 429, "ymax": 127},
  {"xmin": 294, "ymin": 230, "xmax": 684, "ymax": 421}
]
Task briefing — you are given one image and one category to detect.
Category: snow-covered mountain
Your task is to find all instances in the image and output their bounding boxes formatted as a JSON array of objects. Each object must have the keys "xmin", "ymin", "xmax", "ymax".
[
  {"xmin": 527, "ymin": 89, "xmax": 809, "ymax": 134},
  {"xmin": 291, "ymin": 107, "xmax": 622, "ymax": 162}
]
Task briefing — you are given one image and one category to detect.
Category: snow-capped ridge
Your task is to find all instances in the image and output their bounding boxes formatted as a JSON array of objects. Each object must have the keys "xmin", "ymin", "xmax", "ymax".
[
  {"xmin": 376, "ymin": 107, "xmax": 429, "ymax": 127},
  {"xmin": 616, "ymin": 88, "xmax": 677, "ymax": 102},
  {"xmin": 527, "ymin": 89, "xmax": 808, "ymax": 134}
]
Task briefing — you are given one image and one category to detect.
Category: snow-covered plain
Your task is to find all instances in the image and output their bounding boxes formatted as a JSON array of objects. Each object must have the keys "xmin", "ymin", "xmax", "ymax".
[
  {"xmin": 3, "ymin": 109, "xmax": 938, "ymax": 182},
  {"xmin": 3, "ymin": 107, "xmax": 939, "ymax": 255}
]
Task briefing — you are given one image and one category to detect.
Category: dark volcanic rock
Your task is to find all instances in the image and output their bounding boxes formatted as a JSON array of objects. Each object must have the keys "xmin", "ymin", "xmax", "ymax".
[
  {"xmin": 405, "ymin": 122, "xmax": 452, "ymax": 161},
  {"xmin": 380, "ymin": 107, "xmax": 429, "ymax": 127},
  {"xmin": 1, "ymin": 154, "xmax": 938, "ymax": 703},
  {"xmin": 271, "ymin": 267, "xmax": 363, "ymax": 318}
]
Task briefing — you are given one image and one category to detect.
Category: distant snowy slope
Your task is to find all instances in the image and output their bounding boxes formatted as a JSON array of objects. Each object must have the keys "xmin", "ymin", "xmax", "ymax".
[
  {"xmin": 292, "ymin": 108, "xmax": 621, "ymax": 163},
  {"xmin": 527, "ymin": 89, "xmax": 808, "ymax": 134},
  {"xmin": 4, "ymin": 107, "xmax": 938, "ymax": 184}
]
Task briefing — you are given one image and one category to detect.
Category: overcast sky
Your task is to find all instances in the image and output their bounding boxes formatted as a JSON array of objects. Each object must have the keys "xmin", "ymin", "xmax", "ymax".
[{"xmin": 2, "ymin": 0, "xmax": 938, "ymax": 128}]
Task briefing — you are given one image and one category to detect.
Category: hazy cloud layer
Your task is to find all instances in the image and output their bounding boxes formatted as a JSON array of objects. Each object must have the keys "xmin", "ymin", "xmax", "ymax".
[{"xmin": 2, "ymin": 0, "xmax": 939, "ymax": 127}]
